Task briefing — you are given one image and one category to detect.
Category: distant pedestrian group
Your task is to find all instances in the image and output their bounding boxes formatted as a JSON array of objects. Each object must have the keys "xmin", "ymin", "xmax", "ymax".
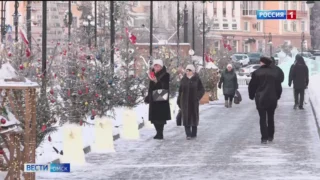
[{"xmin": 145, "ymin": 54, "xmax": 309, "ymax": 144}]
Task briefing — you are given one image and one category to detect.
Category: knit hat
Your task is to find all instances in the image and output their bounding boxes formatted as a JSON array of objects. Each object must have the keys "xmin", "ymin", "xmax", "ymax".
[
  {"xmin": 152, "ymin": 59, "xmax": 163, "ymax": 67},
  {"xmin": 260, "ymin": 57, "xmax": 272, "ymax": 66},
  {"xmin": 185, "ymin": 64, "xmax": 196, "ymax": 72},
  {"xmin": 227, "ymin": 64, "xmax": 233, "ymax": 68}
]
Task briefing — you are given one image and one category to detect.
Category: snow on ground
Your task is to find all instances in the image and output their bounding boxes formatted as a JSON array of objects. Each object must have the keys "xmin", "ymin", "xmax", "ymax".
[
  {"xmin": 309, "ymin": 73, "xmax": 320, "ymax": 130},
  {"xmin": 36, "ymin": 98, "xmax": 177, "ymax": 164}
]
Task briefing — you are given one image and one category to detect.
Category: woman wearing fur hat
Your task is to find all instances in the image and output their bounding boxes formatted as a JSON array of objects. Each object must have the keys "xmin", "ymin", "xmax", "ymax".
[
  {"xmin": 177, "ymin": 64, "xmax": 205, "ymax": 140},
  {"xmin": 144, "ymin": 59, "xmax": 171, "ymax": 140},
  {"xmin": 218, "ymin": 64, "xmax": 238, "ymax": 108}
]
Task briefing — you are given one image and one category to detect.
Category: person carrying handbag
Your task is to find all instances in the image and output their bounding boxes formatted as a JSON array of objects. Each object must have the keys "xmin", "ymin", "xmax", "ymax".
[
  {"xmin": 177, "ymin": 64, "xmax": 205, "ymax": 140},
  {"xmin": 144, "ymin": 59, "xmax": 171, "ymax": 140}
]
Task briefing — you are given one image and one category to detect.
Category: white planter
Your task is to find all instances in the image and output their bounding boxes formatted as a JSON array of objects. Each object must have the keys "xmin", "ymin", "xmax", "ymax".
[
  {"xmin": 60, "ymin": 124, "xmax": 85, "ymax": 165},
  {"xmin": 121, "ymin": 107, "xmax": 140, "ymax": 140},
  {"xmin": 91, "ymin": 116, "xmax": 115, "ymax": 153}
]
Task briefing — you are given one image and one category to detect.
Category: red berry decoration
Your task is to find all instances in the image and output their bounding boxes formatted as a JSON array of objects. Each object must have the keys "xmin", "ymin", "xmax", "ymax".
[
  {"xmin": 67, "ymin": 89, "xmax": 71, "ymax": 97},
  {"xmin": 95, "ymin": 93, "xmax": 99, "ymax": 98},
  {"xmin": 0, "ymin": 149, "xmax": 4, "ymax": 155},
  {"xmin": 50, "ymin": 89, "xmax": 54, "ymax": 95},
  {"xmin": 81, "ymin": 67, "xmax": 86, "ymax": 71},
  {"xmin": 51, "ymin": 99, "xmax": 56, "ymax": 103},
  {"xmin": 78, "ymin": 90, "xmax": 83, "ymax": 95},
  {"xmin": 48, "ymin": 135, "xmax": 52, "ymax": 142},
  {"xmin": 41, "ymin": 125, "xmax": 47, "ymax": 132},
  {"xmin": 8, "ymin": 52, "xmax": 12, "ymax": 57},
  {"xmin": 57, "ymin": 42, "xmax": 60, "ymax": 45},
  {"xmin": 91, "ymin": 109, "xmax": 96, "ymax": 116},
  {"xmin": 85, "ymin": 86, "xmax": 89, "ymax": 94},
  {"xmin": 0, "ymin": 118, "xmax": 6, "ymax": 124},
  {"xmin": 79, "ymin": 120, "xmax": 83, "ymax": 126},
  {"xmin": 19, "ymin": 64, "xmax": 24, "ymax": 70}
]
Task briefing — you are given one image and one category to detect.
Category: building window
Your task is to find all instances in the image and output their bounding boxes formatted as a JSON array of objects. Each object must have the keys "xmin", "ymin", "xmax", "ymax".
[
  {"xmin": 232, "ymin": 1, "xmax": 235, "ymax": 9},
  {"xmin": 284, "ymin": 1, "xmax": 289, "ymax": 10},
  {"xmin": 223, "ymin": 24, "xmax": 229, "ymax": 29},
  {"xmin": 292, "ymin": 21, "xmax": 297, "ymax": 32},
  {"xmin": 283, "ymin": 21, "xmax": 288, "ymax": 31},
  {"xmin": 242, "ymin": 1, "xmax": 258, "ymax": 16},
  {"xmin": 232, "ymin": 24, "xmax": 237, "ymax": 30},
  {"xmin": 258, "ymin": 1, "xmax": 261, "ymax": 9},
  {"xmin": 244, "ymin": 22, "xmax": 249, "ymax": 31},
  {"xmin": 244, "ymin": 44, "xmax": 250, "ymax": 53},
  {"xmin": 256, "ymin": 22, "xmax": 262, "ymax": 32},
  {"xmin": 233, "ymin": 40, "xmax": 237, "ymax": 51},
  {"xmin": 301, "ymin": 1, "xmax": 306, "ymax": 11},
  {"xmin": 213, "ymin": 1, "xmax": 217, "ymax": 17},
  {"xmin": 213, "ymin": 23, "xmax": 219, "ymax": 29},
  {"xmin": 292, "ymin": 2, "xmax": 297, "ymax": 10},
  {"xmin": 301, "ymin": 21, "xmax": 305, "ymax": 32},
  {"xmin": 223, "ymin": 1, "xmax": 226, "ymax": 18},
  {"xmin": 214, "ymin": 41, "xmax": 219, "ymax": 51}
]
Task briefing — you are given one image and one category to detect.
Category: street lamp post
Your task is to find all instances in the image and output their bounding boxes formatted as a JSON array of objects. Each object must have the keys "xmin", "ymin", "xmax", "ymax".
[
  {"xmin": 184, "ymin": 3, "xmax": 188, "ymax": 43},
  {"xmin": 1, "ymin": 1, "xmax": 8, "ymax": 44},
  {"xmin": 110, "ymin": 0, "xmax": 115, "ymax": 73},
  {"xmin": 83, "ymin": 15, "xmax": 95, "ymax": 47},
  {"xmin": 192, "ymin": 2, "xmax": 195, "ymax": 50},
  {"xmin": 202, "ymin": 2, "xmax": 205, "ymax": 67},
  {"xmin": 268, "ymin": 33, "xmax": 272, "ymax": 56},
  {"xmin": 306, "ymin": 1, "xmax": 315, "ymax": 49},
  {"xmin": 301, "ymin": 32, "xmax": 305, "ymax": 54},
  {"xmin": 26, "ymin": 1, "xmax": 31, "ymax": 49},
  {"xmin": 13, "ymin": 1, "xmax": 20, "ymax": 42}
]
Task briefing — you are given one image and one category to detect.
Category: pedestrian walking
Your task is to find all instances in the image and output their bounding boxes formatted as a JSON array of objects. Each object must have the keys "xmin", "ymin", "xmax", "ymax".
[
  {"xmin": 218, "ymin": 64, "xmax": 238, "ymax": 108},
  {"xmin": 177, "ymin": 64, "xmax": 205, "ymax": 140},
  {"xmin": 248, "ymin": 57, "xmax": 282, "ymax": 144},
  {"xmin": 270, "ymin": 57, "xmax": 285, "ymax": 83},
  {"xmin": 144, "ymin": 59, "xmax": 171, "ymax": 140},
  {"xmin": 288, "ymin": 54, "xmax": 309, "ymax": 110}
]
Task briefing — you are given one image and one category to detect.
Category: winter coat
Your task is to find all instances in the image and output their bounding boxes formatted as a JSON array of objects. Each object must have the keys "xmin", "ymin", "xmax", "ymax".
[
  {"xmin": 218, "ymin": 69, "xmax": 238, "ymax": 96},
  {"xmin": 248, "ymin": 65, "xmax": 282, "ymax": 110},
  {"xmin": 177, "ymin": 74, "xmax": 205, "ymax": 126},
  {"xmin": 288, "ymin": 56, "xmax": 309, "ymax": 90},
  {"xmin": 144, "ymin": 66, "xmax": 171, "ymax": 124},
  {"xmin": 271, "ymin": 64, "xmax": 285, "ymax": 83}
]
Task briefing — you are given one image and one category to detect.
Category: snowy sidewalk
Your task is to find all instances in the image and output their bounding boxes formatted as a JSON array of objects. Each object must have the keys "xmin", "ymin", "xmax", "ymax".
[{"xmin": 37, "ymin": 87, "xmax": 320, "ymax": 180}]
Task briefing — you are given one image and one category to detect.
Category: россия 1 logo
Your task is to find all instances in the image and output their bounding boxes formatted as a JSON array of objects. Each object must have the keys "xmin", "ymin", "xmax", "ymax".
[{"xmin": 256, "ymin": 10, "xmax": 297, "ymax": 20}]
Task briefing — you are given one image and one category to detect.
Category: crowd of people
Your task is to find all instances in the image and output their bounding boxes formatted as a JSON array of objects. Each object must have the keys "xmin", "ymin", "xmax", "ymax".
[{"xmin": 144, "ymin": 54, "xmax": 309, "ymax": 144}]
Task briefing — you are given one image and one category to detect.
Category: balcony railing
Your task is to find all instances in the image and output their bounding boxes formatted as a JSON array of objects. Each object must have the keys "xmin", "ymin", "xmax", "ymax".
[{"xmin": 297, "ymin": 10, "xmax": 308, "ymax": 18}]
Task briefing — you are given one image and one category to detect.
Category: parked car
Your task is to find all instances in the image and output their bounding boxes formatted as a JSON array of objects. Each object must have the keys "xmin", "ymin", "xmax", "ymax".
[
  {"xmin": 238, "ymin": 64, "xmax": 261, "ymax": 77},
  {"xmin": 248, "ymin": 53, "xmax": 264, "ymax": 64},
  {"xmin": 231, "ymin": 54, "xmax": 250, "ymax": 67},
  {"xmin": 273, "ymin": 53, "xmax": 279, "ymax": 65},
  {"xmin": 300, "ymin": 52, "xmax": 315, "ymax": 60}
]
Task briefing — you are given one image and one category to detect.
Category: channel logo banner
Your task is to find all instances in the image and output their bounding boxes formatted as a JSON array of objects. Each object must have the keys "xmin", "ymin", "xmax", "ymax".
[
  {"xmin": 24, "ymin": 163, "xmax": 70, "ymax": 173},
  {"xmin": 256, "ymin": 10, "xmax": 287, "ymax": 20}
]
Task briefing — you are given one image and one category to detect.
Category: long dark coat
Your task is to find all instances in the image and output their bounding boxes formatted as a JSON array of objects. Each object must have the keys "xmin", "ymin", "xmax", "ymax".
[
  {"xmin": 248, "ymin": 65, "xmax": 282, "ymax": 110},
  {"xmin": 288, "ymin": 56, "xmax": 309, "ymax": 90},
  {"xmin": 218, "ymin": 69, "xmax": 238, "ymax": 96},
  {"xmin": 144, "ymin": 66, "xmax": 171, "ymax": 124},
  {"xmin": 177, "ymin": 74, "xmax": 205, "ymax": 126}
]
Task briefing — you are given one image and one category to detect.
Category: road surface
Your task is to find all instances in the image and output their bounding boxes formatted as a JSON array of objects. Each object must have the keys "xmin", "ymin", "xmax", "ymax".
[{"xmin": 37, "ymin": 87, "xmax": 320, "ymax": 180}]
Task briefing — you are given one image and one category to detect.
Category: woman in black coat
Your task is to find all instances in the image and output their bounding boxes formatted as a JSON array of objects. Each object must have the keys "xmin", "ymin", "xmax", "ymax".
[
  {"xmin": 218, "ymin": 64, "xmax": 238, "ymax": 108},
  {"xmin": 177, "ymin": 64, "xmax": 205, "ymax": 140},
  {"xmin": 144, "ymin": 59, "xmax": 171, "ymax": 140}
]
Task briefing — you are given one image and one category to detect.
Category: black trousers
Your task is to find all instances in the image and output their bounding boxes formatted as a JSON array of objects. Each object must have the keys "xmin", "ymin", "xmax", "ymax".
[
  {"xmin": 258, "ymin": 108, "xmax": 276, "ymax": 141},
  {"xmin": 154, "ymin": 124, "xmax": 164, "ymax": 135},
  {"xmin": 294, "ymin": 89, "xmax": 305, "ymax": 108},
  {"xmin": 185, "ymin": 126, "xmax": 197, "ymax": 137},
  {"xmin": 224, "ymin": 95, "xmax": 234, "ymax": 102}
]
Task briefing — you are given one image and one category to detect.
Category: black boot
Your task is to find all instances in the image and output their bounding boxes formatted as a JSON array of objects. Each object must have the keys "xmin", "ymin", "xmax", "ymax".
[{"xmin": 154, "ymin": 124, "xmax": 164, "ymax": 140}]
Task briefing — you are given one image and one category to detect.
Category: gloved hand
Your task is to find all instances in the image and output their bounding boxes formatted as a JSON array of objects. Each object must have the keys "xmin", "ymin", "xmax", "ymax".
[
  {"xmin": 218, "ymin": 84, "xmax": 221, "ymax": 89},
  {"xmin": 305, "ymin": 86, "xmax": 308, "ymax": 89},
  {"xmin": 249, "ymin": 96, "xmax": 254, "ymax": 100},
  {"xmin": 288, "ymin": 83, "xmax": 291, "ymax": 87}
]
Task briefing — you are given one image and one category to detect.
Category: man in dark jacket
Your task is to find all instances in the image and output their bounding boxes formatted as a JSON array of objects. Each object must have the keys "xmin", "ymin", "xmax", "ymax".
[
  {"xmin": 271, "ymin": 57, "xmax": 285, "ymax": 83},
  {"xmin": 249, "ymin": 57, "xmax": 282, "ymax": 144},
  {"xmin": 288, "ymin": 54, "xmax": 309, "ymax": 110}
]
